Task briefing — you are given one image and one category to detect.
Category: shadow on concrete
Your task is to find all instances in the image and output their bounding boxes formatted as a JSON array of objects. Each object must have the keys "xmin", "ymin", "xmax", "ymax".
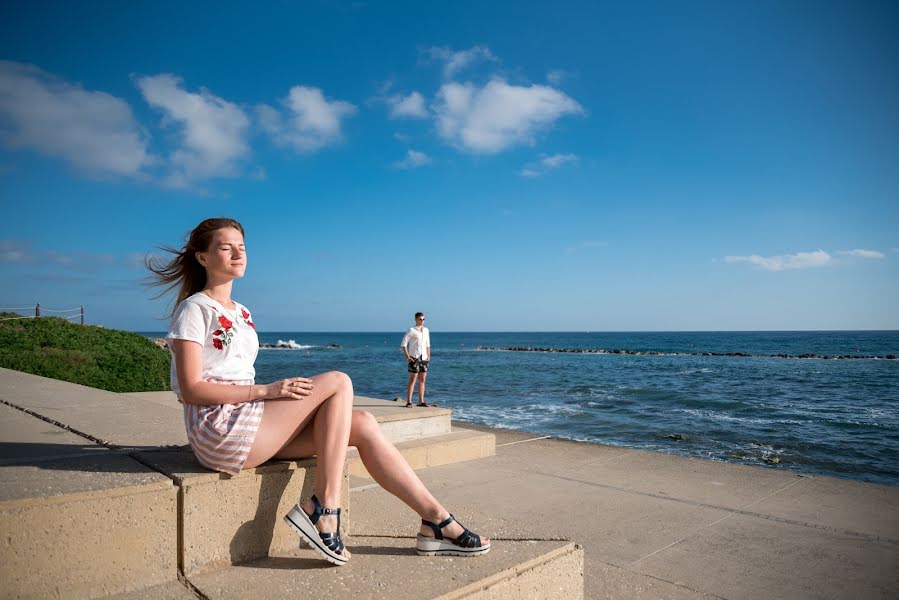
[
  {"xmin": 235, "ymin": 556, "xmax": 342, "ymax": 570},
  {"xmin": 0, "ymin": 442, "xmax": 198, "ymax": 471},
  {"xmin": 228, "ymin": 467, "xmax": 310, "ymax": 565},
  {"xmin": 341, "ymin": 544, "xmax": 416, "ymax": 557}
]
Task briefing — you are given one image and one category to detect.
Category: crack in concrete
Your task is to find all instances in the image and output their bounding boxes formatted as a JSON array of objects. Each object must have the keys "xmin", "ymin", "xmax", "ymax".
[
  {"xmin": 177, "ymin": 572, "xmax": 209, "ymax": 599},
  {"xmin": 0, "ymin": 397, "xmax": 117, "ymax": 448}
]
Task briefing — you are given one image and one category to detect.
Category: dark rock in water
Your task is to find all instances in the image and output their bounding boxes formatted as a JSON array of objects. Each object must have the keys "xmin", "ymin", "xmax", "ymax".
[
  {"xmin": 887, "ymin": 355, "xmax": 897, "ymax": 360},
  {"xmin": 327, "ymin": 343, "xmax": 341, "ymax": 348},
  {"xmin": 667, "ymin": 434, "xmax": 687, "ymax": 441},
  {"xmin": 728, "ymin": 453, "xmax": 753, "ymax": 461}
]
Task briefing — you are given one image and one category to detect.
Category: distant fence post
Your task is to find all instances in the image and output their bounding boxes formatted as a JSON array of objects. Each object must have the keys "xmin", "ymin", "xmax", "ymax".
[
  {"xmin": 35, "ymin": 303, "xmax": 40, "ymax": 318},
  {"xmin": 80, "ymin": 305, "xmax": 84, "ymax": 325}
]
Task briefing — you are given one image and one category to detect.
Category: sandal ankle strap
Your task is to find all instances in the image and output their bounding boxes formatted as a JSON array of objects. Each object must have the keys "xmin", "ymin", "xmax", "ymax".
[
  {"xmin": 421, "ymin": 514, "xmax": 456, "ymax": 540},
  {"xmin": 309, "ymin": 495, "xmax": 341, "ymax": 525}
]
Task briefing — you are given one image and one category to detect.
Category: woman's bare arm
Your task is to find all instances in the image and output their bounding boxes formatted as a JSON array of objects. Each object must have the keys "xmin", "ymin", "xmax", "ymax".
[{"xmin": 172, "ymin": 339, "xmax": 313, "ymax": 405}]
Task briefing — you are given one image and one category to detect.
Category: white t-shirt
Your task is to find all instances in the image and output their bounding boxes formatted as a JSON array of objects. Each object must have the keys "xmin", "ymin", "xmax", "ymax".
[
  {"xmin": 166, "ymin": 292, "xmax": 259, "ymax": 397},
  {"xmin": 401, "ymin": 326, "xmax": 430, "ymax": 361}
]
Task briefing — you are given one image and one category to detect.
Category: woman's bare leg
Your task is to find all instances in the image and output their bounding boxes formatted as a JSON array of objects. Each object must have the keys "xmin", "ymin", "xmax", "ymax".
[
  {"xmin": 244, "ymin": 370, "xmax": 353, "ymax": 557},
  {"xmin": 276, "ymin": 409, "xmax": 489, "ymax": 544}
]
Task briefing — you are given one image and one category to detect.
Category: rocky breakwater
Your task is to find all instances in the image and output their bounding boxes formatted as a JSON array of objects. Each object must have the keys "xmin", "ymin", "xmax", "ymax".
[{"xmin": 476, "ymin": 346, "xmax": 898, "ymax": 360}]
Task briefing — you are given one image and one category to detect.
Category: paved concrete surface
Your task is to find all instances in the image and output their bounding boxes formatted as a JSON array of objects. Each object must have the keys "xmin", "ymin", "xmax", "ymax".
[
  {"xmin": 349, "ymin": 430, "xmax": 899, "ymax": 600},
  {"xmin": 3, "ymin": 367, "xmax": 897, "ymax": 599},
  {"xmin": 186, "ymin": 538, "xmax": 582, "ymax": 600}
]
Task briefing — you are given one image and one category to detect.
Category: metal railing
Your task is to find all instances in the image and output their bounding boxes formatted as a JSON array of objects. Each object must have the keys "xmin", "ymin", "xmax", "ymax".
[{"xmin": 0, "ymin": 304, "xmax": 85, "ymax": 324}]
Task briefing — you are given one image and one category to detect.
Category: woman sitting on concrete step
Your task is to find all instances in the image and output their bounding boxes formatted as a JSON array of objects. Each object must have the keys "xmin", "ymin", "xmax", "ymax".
[{"xmin": 146, "ymin": 217, "xmax": 489, "ymax": 566}]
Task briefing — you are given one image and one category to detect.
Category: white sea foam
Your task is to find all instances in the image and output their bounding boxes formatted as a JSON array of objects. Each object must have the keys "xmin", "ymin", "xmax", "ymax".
[
  {"xmin": 676, "ymin": 408, "xmax": 804, "ymax": 426},
  {"xmin": 258, "ymin": 339, "xmax": 316, "ymax": 350}
]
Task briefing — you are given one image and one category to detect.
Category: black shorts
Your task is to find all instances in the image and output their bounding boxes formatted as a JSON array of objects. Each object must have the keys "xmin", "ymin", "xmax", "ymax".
[{"xmin": 408, "ymin": 358, "xmax": 429, "ymax": 373}]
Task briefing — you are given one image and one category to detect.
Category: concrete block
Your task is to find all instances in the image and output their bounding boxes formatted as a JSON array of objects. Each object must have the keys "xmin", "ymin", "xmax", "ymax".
[
  {"xmin": 437, "ymin": 542, "xmax": 584, "ymax": 600},
  {"xmin": 134, "ymin": 449, "xmax": 349, "ymax": 576},
  {"xmin": 185, "ymin": 538, "xmax": 582, "ymax": 600},
  {"xmin": 0, "ymin": 368, "xmax": 187, "ymax": 448},
  {"xmin": 104, "ymin": 580, "xmax": 198, "ymax": 600},
  {"xmin": 0, "ymin": 454, "xmax": 177, "ymax": 600},
  {"xmin": 0, "ymin": 401, "xmax": 105, "ymax": 463}
]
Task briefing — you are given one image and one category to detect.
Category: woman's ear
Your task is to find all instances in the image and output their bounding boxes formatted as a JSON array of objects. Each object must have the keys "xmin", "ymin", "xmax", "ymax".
[{"xmin": 195, "ymin": 251, "xmax": 206, "ymax": 267}]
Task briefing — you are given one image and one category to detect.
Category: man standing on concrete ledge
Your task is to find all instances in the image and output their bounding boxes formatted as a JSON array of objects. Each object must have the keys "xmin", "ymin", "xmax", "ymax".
[{"xmin": 401, "ymin": 312, "xmax": 435, "ymax": 407}]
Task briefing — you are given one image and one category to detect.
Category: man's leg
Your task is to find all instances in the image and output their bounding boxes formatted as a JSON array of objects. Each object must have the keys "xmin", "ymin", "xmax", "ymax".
[
  {"xmin": 417, "ymin": 371, "xmax": 427, "ymax": 405},
  {"xmin": 406, "ymin": 371, "xmax": 418, "ymax": 406}
]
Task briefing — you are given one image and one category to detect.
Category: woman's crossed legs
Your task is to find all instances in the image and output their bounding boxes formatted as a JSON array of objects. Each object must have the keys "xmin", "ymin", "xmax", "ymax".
[{"xmin": 243, "ymin": 370, "xmax": 487, "ymax": 559}]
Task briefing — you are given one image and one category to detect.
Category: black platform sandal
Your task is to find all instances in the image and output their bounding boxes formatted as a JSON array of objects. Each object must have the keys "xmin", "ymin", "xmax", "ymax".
[
  {"xmin": 284, "ymin": 495, "xmax": 348, "ymax": 566},
  {"xmin": 416, "ymin": 514, "xmax": 491, "ymax": 556}
]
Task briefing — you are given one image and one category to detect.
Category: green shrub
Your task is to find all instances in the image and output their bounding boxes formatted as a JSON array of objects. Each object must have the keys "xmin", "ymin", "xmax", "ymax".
[{"xmin": 0, "ymin": 313, "xmax": 170, "ymax": 392}]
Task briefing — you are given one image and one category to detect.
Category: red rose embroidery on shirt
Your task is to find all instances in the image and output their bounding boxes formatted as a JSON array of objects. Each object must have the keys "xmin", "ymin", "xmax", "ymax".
[
  {"xmin": 241, "ymin": 308, "xmax": 255, "ymax": 330},
  {"xmin": 212, "ymin": 315, "xmax": 234, "ymax": 350}
]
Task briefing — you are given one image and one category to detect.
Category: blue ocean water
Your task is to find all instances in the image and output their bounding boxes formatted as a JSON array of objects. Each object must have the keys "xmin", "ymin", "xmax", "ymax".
[{"xmin": 149, "ymin": 331, "xmax": 899, "ymax": 486}]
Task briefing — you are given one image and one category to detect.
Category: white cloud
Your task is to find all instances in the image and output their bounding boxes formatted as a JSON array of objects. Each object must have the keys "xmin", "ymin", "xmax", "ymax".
[
  {"xmin": 434, "ymin": 79, "xmax": 583, "ymax": 153},
  {"xmin": 135, "ymin": 74, "xmax": 250, "ymax": 186},
  {"xmin": 0, "ymin": 240, "xmax": 121, "ymax": 272},
  {"xmin": 394, "ymin": 149, "xmax": 431, "ymax": 169},
  {"xmin": 124, "ymin": 252, "xmax": 148, "ymax": 269},
  {"xmin": 546, "ymin": 70, "xmax": 565, "ymax": 85},
  {"xmin": 520, "ymin": 153, "xmax": 578, "ymax": 177},
  {"xmin": 839, "ymin": 249, "xmax": 884, "ymax": 259},
  {"xmin": 0, "ymin": 61, "xmax": 150, "ymax": 177},
  {"xmin": 0, "ymin": 240, "xmax": 33, "ymax": 263},
  {"xmin": 725, "ymin": 250, "xmax": 832, "ymax": 272},
  {"xmin": 541, "ymin": 153, "xmax": 578, "ymax": 168},
  {"xmin": 426, "ymin": 46, "xmax": 497, "ymax": 79},
  {"xmin": 388, "ymin": 91, "xmax": 428, "ymax": 119},
  {"xmin": 257, "ymin": 86, "xmax": 356, "ymax": 153}
]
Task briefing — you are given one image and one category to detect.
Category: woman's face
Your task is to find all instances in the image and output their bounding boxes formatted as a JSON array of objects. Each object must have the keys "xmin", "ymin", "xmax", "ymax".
[{"xmin": 197, "ymin": 227, "xmax": 246, "ymax": 280}]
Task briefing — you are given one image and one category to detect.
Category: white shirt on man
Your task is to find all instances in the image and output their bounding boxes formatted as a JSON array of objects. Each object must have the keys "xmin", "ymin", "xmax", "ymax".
[{"xmin": 401, "ymin": 326, "xmax": 430, "ymax": 361}]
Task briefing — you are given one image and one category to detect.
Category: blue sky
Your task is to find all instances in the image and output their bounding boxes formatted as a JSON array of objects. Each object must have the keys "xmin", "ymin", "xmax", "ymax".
[{"xmin": 1, "ymin": 1, "xmax": 897, "ymax": 331}]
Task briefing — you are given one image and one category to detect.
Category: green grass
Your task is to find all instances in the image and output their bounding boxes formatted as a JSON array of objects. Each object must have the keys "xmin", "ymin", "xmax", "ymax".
[{"xmin": 0, "ymin": 313, "xmax": 170, "ymax": 392}]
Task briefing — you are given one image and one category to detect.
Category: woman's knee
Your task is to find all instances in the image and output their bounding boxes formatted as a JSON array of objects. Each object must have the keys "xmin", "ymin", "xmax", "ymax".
[
  {"xmin": 326, "ymin": 370, "xmax": 352, "ymax": 390},
  {"xmin": 350, "ymin": 410, "xmax": 380, "ymax": 444},
  {"xmin": 319, "ymin": 370, "xmax": 353, "ymax": 397}
]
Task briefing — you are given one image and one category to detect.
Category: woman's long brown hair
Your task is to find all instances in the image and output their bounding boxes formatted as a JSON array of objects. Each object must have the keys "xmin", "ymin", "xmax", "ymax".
[{"xmin": 145, "ymin": 217, "xmax": 245, "ymax": 316}]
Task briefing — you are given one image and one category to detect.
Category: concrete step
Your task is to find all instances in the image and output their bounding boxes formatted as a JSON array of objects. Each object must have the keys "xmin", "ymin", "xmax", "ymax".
[
  {"xmin": 0, "ymin": 404, "xmax": 178, "ymax": 599},
  {"xmin": 184, "ymin": 537, "xmax": 584, "ymax": 600},
  {"xmin": 0, "ymin": 368, "xmax": 497, "ymax": 597},
  {"xmin": 347, "ymin": 427, "xmax": 496, "ymax": 479},
  {"xmin": 352, "ymin": 395, "xmax": 453, "ymax": 442},
  {"xmin": 131, "ymin": 448, "xmax": 349, "ymax": 577}
]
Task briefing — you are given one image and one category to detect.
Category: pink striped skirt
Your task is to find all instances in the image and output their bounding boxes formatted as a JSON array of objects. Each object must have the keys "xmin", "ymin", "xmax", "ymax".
[{"xmin": 181, "ymin": 378, "xmax": 265, "ymax": 475}]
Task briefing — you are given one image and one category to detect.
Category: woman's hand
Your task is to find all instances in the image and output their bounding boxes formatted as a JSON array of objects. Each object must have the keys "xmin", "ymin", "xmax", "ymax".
[{"xmin": 264, "ymin": 377, "xmax": 315, "ymax": 400}]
